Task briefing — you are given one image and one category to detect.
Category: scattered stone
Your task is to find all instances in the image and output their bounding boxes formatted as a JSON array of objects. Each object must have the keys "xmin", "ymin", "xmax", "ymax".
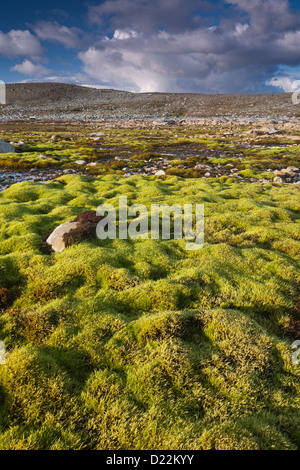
[
  {"xmin": 274, "ymin": 176, "xmax": 284, "ymax": 184},
  {"xmin": 155, "ymin": 170, "xmax": 166, "ymax": 176},
  {"xmin": 286, "ymin": 166, "xmax": 299, "ymax": 172},
  {"xmin": 40, "ymin": 153, "xmax": 60, "ymax": 161},
  {"xmin": 153, "ymin": 119, "xmax": 176, "ymax": 126},
  {"xmin": 74, "ymin": 160, "xmax": 87, "ymax": 165},
  {"xmin": 51, "ymin": 134, "xmax": 61, "ymax": 141},
  {"xmin": 91, "ymin": 132, "xmax": 105, "ymax": 137},
  {"xmin": 194, "ymin": 164, "xmax": 210, "ymax": 171}
]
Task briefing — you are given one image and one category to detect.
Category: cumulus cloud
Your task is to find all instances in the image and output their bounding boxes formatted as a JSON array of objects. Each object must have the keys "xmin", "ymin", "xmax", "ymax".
[
  {"xmin": 0, "ymin": 29, "xmax": 44, "ymax": 58},
  {"xmin": 33, "ymin": 21, "xmax": 87, "ymax": 49},
  {"xmin": 11, "ymin": 59, "xmax": 50, "ymax": 77},
  {"xmin": 78, "ymin": 45, "xmax": 172, "ymax": 92}
]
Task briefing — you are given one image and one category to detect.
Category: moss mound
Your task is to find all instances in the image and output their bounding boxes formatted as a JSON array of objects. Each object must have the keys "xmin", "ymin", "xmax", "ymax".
[{"xmin": 0, "ymin": 175, "xmax": 299, "ymax": 449}]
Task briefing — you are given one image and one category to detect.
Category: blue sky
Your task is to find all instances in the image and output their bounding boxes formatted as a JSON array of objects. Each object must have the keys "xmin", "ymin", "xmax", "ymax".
[{"xmin": 1, "ymin": 0, "xmax": 300, "ymax": 93}]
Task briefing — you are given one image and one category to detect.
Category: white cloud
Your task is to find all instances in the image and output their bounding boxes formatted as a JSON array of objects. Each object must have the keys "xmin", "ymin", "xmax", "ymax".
[
  {"xmin": 267, "ymin": 76, "xmax": 298, "ymax": 92},
  {"xmin": 33, "ymin": 21, "xmax": 85, "ymax": 49},
  {"xmin": 0, "ymin": 30, "xmax": 43, "ymax": 58},
  {"xmin": 113, "ymin": 29, "xmax": 139, "ymax": 40},
  {"xmin": 11, "ymin": 59, "xmax": 50, "ymax": 77},
  {"xmin": 234, "ymin": 23, "xmax": 249, "ymax": 37},
  {"xmin": 78, "ymin": 46, "xmax": 172, "ymax": 92}
]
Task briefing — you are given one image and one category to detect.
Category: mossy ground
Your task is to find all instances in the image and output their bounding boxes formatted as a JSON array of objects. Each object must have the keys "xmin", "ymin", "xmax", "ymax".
[{"xmin": 0, "ymin": 174, "xmax": 299, "ymax": 449}]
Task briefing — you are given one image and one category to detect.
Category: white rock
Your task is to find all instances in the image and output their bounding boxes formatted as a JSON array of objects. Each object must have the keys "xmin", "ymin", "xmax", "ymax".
[
  {"xmin": 74, "ymin": 160, "xmax": 87, "ymax": 165},
  {"xmin": 274, "ymin": 176, "xmax": 284, "ymax": 184},
  {"xmin": 87, "ymin": 162, "xmax": 99, "ymax": 166},
  {"xmin": 91, "ymin": 132, "xmax": 105, "ymax": 137},
  {"xmin": 46, "ymin": 221, "xmax": 79, "ymax": 253},
  {"xmin": 0, "ymin": 140, "xmax": 15, "ymax": 153},
  {"xmin": 155, "ymin": 170, "xmax": 166, "ymax": 176}
]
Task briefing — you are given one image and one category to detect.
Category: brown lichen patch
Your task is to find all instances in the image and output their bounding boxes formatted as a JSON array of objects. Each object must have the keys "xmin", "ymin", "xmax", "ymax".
[
  {"xmin": 0, "ymin": 288, "xmax": 9, "ymax": 309},
  {"xmin": 63, "ymin": 210, "xmax": 104, "ymax": 248},
  {"xmin": 282, "ymin": 317, "xmax": 300, "ymax": 339}
]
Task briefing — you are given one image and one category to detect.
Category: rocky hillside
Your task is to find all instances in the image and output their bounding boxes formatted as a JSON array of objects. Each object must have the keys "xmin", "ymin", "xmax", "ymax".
[{"xmin": 0, "ymin": 82, "xmax": 299, "ymax": 122}]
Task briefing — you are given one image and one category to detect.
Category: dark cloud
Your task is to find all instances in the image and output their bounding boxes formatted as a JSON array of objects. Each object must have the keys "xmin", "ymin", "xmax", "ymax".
[
  {"xmin": 88, "ymin": 0, "xmax": 220, "ymax": 33},
  {"xmin": 227, "ymin": 0, "xmax": 300, "ymax": 34}
]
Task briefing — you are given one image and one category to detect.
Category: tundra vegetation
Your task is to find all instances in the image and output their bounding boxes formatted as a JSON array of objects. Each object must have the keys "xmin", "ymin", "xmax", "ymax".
[
  {"xmin": 0, "ymin": 122, "xmax": 299, "ymax": 450},
  {"xmin": 0, "ymin": 122, "xmax": 299, "ymax": 181}
]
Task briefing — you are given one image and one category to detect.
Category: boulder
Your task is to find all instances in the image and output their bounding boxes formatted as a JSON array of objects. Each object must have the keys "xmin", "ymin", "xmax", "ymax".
[
  {"xmin": 46, "ymin": 211, "xmax": 104, "ymax": 253},
  {"xmin": 0, "ymin": 141, "xmax": 15, "ymax": 153},
  {"xmin": 274, "ymin": 176, "xmax": 284, "ymax": 184},
  {"xmin": 91, "ymin": 132, "xmax": 105, "ymax": 137}
]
